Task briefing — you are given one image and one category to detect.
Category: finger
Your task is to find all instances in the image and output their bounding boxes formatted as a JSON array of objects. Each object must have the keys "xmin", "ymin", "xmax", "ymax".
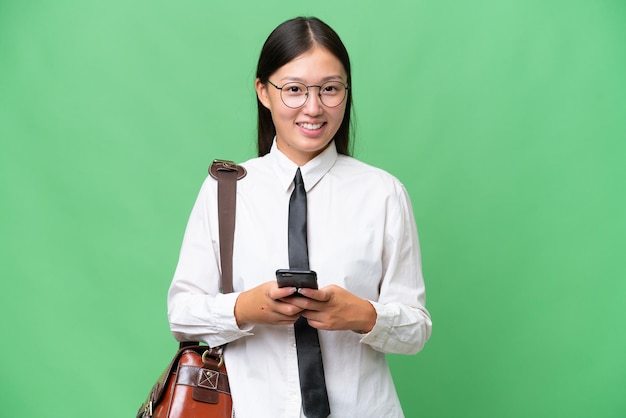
[
  {"xmin": 300, "ymin": 315, "xmax": 330, "ymax": 331},
  {"xmin": 271, "ymin": 311, "xmax": 301, "ymax": 323},
  {"xmin": 269, "ymin": 286, "xmax": 298, "ymax": 300},
  {"xmin": 273, "ymin": 300, "xmax": 305, "ymax": 317},
  {"xmin": 283, "ymin": 294, "xmax": 316, "ymax": 310},
  {"xmin": 297, "ymin": 287, "xmax": 330, "ymax": 301}
]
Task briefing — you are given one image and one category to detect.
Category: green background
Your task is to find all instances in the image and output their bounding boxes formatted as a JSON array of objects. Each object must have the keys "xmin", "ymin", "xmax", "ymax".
[{"xmin": 1, "ymin": 0, "xmax": 625, "ymax": 417}]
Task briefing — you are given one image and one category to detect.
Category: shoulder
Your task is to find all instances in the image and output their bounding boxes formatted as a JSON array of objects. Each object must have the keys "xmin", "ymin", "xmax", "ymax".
[
  {"xmin": 332, "ymin": 155, "xmax": 407, "ymax": 195},
  {"xmin": 238, "ymin": 154, "xmax": 274, "ymax": 179},
  {"xmin": 195, "ymin": 155, "xmax": 264, "ymax": 197}
]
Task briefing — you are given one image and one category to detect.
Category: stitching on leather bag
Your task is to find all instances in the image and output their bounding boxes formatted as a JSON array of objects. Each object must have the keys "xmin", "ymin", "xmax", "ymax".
[{"xmin": 198, "ymin": 368, "xmax": 219, "ymax": 390}]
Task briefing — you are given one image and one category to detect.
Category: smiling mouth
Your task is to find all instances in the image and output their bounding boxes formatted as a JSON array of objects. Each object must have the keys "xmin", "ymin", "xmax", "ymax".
[{"xmin": 297, "ymin": 122, "xmax": 326, "ymax": 130}]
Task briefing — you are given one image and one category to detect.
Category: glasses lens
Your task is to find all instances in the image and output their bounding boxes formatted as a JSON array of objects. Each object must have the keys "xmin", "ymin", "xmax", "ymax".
[
  {"xmin": 278, "ymin": 81, "xmax": 348, "ymax": 108},
  {"xmin": 280, "ymin": 82, "xmax": 308, "ymax": 108},
  {"xmin": 319, "ymin": 81, "xmax": 347, "ymax": 107}
]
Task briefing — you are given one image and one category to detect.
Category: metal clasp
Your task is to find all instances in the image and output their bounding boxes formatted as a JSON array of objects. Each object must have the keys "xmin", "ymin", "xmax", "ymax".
[
  {"xmin": 201, "ymin": 347, "xmax": 224, "ymax": 368},
  {"xmin": 213, "ymin": 159, "xmax": 236, "ymax": 170}
]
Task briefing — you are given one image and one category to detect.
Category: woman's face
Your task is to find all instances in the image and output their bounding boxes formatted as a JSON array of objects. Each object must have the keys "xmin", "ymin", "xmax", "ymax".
[{"xmin": 256, "ymin": 46, "xmax": 348, "ymax": 166}]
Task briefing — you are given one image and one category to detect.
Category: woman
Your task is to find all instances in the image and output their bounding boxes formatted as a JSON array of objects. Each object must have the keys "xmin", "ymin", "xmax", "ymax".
[{"xmin": 168, "ymin": 17, "xmax": 432, "ymax": 418}]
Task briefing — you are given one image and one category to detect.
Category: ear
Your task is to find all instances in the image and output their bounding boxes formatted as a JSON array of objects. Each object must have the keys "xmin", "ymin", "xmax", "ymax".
[{"xmin": 255, "ymin": 78, "xmax": 271, "ymax": 110}]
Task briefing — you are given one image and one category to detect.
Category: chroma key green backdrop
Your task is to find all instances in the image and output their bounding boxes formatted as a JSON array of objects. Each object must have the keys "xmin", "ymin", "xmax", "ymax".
[{"xmin": 1, "ymin": 0, "xmax": 625, "ymax": 417}]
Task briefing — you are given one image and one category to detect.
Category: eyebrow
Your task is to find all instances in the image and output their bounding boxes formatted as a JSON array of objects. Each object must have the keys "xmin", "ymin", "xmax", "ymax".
[{"xmin": 279, "ymin": 75, "xmax": 346, "ymax": 84}]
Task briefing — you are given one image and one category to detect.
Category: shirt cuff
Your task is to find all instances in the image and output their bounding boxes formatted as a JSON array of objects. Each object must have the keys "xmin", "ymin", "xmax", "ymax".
[
  {"xmin": 213, "ymin": 292, "xmax": 254, "ymax": 341},
  {"xmin": 358, "ymin": 301, "xmax": 393, "ymax": 346}
]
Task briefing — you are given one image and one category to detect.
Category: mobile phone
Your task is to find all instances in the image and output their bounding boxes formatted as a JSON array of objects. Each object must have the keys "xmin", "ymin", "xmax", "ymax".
[{"xmin": 275, "ymin": 269, "xmax": 318, "ymax": 292}]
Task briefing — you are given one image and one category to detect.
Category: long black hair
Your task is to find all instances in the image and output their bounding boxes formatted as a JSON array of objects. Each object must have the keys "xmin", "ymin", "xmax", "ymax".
[{"xmin": 255, "ymin": 17, "xmax": 353, "ymax": 157}]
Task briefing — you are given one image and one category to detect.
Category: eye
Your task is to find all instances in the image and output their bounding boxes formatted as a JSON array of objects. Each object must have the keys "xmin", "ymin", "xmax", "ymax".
[
  {"xmin": 283, "ymin": 83, "xmax": 306, "ymax": 95},
  {"xmin": 321, "ymin": 82, "xmax": 343, "ymax": 96}
]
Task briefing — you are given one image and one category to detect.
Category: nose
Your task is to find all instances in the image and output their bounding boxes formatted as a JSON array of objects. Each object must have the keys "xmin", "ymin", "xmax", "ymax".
[{"xmin": 302, "ymin": 88, "xmax": 323, "ymax": 115}]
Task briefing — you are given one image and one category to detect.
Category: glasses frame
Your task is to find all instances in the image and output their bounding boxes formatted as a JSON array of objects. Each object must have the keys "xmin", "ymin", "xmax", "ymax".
[{"xmin": 267, "ymin": 80, "xmax": 350, "ymax": 109}]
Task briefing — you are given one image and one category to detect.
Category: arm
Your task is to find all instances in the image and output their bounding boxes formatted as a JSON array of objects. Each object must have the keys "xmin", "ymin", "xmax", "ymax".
[
  {"xmin": 167, "ymin": 177, "xmax": 251, "ymax": 347},
  {"xmin": 361, "ymin": 183, "xmax": 432, "ymax": 354},
  {"xmin": 168, "ymin": 177, "xmax": 305, "ymax": 346},
  {"xmin": 290, "ymin": 182, "xmax": 432, "ymax": 355}
]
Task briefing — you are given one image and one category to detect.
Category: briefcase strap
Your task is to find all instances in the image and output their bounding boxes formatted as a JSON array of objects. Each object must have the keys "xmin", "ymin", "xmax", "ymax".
[
  {"xmin": 211, "ymin": 159, "xmax": 246, "ymax": 294},
  {"xmin": 179, "ymin": 159, "xmax": 246, "ymax": 350}
]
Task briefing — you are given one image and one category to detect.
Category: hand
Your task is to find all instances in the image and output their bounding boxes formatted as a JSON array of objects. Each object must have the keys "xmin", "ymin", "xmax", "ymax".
[
  {"xmin": 234, "ymin": 281, "xmax": 304, "ymax": 327},
  {"xmin": 289, "ymin": 285, "xmax": 377, "ymax": 333}
]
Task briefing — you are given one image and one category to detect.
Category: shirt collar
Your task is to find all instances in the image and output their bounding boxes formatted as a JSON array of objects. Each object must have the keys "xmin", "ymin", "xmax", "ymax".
[{"xmin": 269, "ymin": 139, "xmax": 338, "ymax": 193}]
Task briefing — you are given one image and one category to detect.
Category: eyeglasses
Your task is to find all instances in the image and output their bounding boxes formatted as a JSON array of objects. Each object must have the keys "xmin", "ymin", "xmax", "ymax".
[{"xmin": 267, "ymin": 80, "xmax": 349, "ymax": 109}]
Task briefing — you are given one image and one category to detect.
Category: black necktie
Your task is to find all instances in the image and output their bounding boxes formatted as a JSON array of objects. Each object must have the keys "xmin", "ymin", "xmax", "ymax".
[{"xmin": 288, "ymin": 168, "xmax": 331, "ymax": 418}]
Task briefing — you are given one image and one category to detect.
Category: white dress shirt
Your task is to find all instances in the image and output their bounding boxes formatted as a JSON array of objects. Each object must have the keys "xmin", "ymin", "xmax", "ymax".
[{"xmin": 168, "ymin": 141, "xmax": 432, "ymax": 418}]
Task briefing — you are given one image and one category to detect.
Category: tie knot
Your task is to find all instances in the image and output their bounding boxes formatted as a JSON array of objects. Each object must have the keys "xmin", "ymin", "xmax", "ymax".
[{"xmin": 294, "ymin": 168, "xmax": 304, "ymax": 186}]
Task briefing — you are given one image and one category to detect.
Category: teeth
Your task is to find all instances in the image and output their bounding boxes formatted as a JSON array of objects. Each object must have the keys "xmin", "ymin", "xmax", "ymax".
[{"xmin": 299, "ymin": 122, "xmax": 324, "ymax": 130}]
